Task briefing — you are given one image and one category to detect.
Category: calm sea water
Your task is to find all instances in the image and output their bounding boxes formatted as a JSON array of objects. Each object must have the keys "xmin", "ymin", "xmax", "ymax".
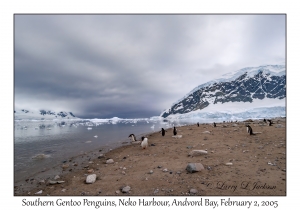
[{"xmin": 14, "ymin": 118, "xmax": 204, "ymax": 182}]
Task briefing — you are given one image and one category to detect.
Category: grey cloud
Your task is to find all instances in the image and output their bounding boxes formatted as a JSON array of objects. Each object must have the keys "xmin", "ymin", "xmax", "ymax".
[{"xmin": 14, "ymin": 14, "xmax": 285, "ymax": 118}]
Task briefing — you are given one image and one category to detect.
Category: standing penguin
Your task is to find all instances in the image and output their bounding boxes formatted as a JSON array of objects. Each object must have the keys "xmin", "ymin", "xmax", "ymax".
[
  {"xmin": 160, "ymin": 128, "xmax": 167, "ymax": 136},
  {"xmin": 128, "ymin": 134, "xmax": 136, "ymax": 142},
  {"xmin": 267, "ymin": 119, "xmax": 273, "ymax": 126},
  {"xmin": 141, "ymin": 136, "xmax": 148, "ymax": 149},
  {"xmin": 213, "ymin": 122, "xmax": 216, "ymax": 127},
  {"xmin": 173, "ymin": 126, "xmax": 177, "ymax": 136},
  {"xmin": 246, "ymin": 125, "xmax": 254, "ymax": 135},
  {"xmin": 197, "ymin": 122, "xmax": 199, "ymax": 127}
]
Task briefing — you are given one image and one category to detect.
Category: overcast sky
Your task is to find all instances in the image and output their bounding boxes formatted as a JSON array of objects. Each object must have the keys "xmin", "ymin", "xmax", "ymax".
[{"xmin": 14, "ymin": 14, "xmax": 285, "ymax": 119}]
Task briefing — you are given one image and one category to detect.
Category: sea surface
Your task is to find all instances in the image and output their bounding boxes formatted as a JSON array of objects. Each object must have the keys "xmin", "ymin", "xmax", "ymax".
[{"xmin": 14, "ymin": 118, "xmax": 207, "ymax": 183}]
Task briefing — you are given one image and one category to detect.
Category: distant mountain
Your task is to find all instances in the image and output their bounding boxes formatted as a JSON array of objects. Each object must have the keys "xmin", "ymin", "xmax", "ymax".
[
  {"xmin": 161, "ymin": 65, "xmax": 286, "ymax": 118},
  {"xmin": 14, "ymin": 109, "xmax": 79, "ymax": 120}
]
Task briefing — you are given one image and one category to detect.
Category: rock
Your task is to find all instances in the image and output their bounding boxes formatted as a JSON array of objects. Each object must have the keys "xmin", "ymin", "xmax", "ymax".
[
  {"xmin": 232, "ymin": 124, "xmax": 238, "ymax": 127},
  {"xmin": 225, "ymin": 162, "xmax": 233, "ymax": 166},
  {"xmin": 190, "ymin": 189, "xmax": 198, "ymax": 194},
  {"xmin": 54, "ymin": 175, "xmax": 60, "ymax": 180},
  {"xmin": 149, "ymin": 170, "xmax": 154, "ymax": 174},
  {"xmin": 163, "ymin": 168, "xmax": 168, "ymax": 172},
  {"xmin": 106, "ymin": 159, "xmax": 114, "ymax": 164},
  {"xmin": 186, "ymin": 163, "xmax": 205, "ymax": 173},
  {"xmin": 154, "ymin": 189, "xmax": 159, "ymax": 194},
  {"xmin": 62, "ymin": 164, "xmax": 69, "ymax": 169},
  {"xmin": 202, "ymin": 131, "xmax": 210, "ymax": 134},
  {"xmin": 86, "ymin": 174, "xmax": 97, "ymax": 184},
  {"xmin": 172, "ymin": 135, "xmax": 182, "ymax": 138},
  {"xmin": 87, "ymin": 169, "xmax": 94, "ymax": 173},
  {"xmin": 188, "ymin": 150, "xmax": 208, "ymax": 156},
  {"xmin": 49, "ymin": 180, "xmax": 65, "ymax": 185},
  {"xmin": 98, "ymin": 154, "xmax": 105, "ymax": 159},
  {"xmin": 35, "ymin": 190, "xmax": 43, "ymax": 194},
  {"xmin": 122, "ymin": 186, "xmax": 131, "ymax": 193},
  {"xmin": 61, "ymin": 189, "xmax": 66, "ymax": 192}
]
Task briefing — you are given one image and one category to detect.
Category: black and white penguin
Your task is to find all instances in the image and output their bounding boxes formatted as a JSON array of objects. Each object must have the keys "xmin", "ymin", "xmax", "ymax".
[
  {"xmin": 128, "ymin": 134, "xmax": 136, "ymax": 142},
  {"xmin": 160, "ymin": 128, "xmax": 166, "ymax": 136},
  {"xmin": 197, "ymin": 122, "xmax": 200, "ymax": 127},
  {"xmin": 263, "ymin": 118, "xmax": 267, "ymax": 123},
  {"xmin": 246, "ymin": 125, "xmax": 254, "ymax": 135},
  {"xmin": 141, "ymin": 136, "xmax": 148, "ymax": 149},
  {"xmin": 267, "ymin": 119, "xmax": 273, "ymax": 126},
  {"xmin": 213, "ymin": 122, "xmax": 216, "ymax": 127},
  {"xmin": 173, "ymin": 126, "xmax": 177, "ymax": 136}
]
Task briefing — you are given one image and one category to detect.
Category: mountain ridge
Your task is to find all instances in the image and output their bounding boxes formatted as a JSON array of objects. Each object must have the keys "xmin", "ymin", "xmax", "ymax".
[
  {"xmin": 161, "ymin": 64, "xmax": 286, "ymax": 118},
  {"xmin": 14, "ymin": 109, "xmax": 78, "ymax": 120}
]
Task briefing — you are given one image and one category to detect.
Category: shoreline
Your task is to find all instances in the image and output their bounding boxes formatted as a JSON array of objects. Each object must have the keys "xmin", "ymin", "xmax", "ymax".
[{"xmin": 14, "ymin": 117, "xmax": 286, "ymax": 196}]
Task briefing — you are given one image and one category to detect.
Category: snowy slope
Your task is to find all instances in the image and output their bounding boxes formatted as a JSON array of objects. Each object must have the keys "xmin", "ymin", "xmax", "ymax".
[
  {"xmin": 161, "ymin": 65, "xmax": 286, "ymax": 118},
  {"xmin": 14, "ymin": 109, "xmax": 79, "ymax": 120}
]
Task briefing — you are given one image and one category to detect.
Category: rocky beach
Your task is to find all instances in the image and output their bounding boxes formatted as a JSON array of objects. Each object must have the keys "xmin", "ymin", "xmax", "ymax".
[{"xmin": 14, "ymin": 117, "xmax": 286, "ymax": 196}]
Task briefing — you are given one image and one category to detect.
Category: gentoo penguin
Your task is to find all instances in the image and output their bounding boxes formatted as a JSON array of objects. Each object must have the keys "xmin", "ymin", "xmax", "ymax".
[
  {"xmin": 246, "ymin": 125, "xmax": 254, "ymax": 135},
  {"xmin": 141, "ymin": 136, "xmax": 148, "ymax": 149},
  {"xmin": 267, "ymin": 119, "xmax": 273, "ymax": 126},
  {"xmin": 197, "ymin": 122, "xmax": 199, "ymax": 127},
  {"xmin": 128, "ymin": 134, "xmax": 136, "ymax": 142},
  {"xmin": 160, "ymin": 128, "xmax": 166, "ymax": 136},
  {"xmin": 173, "ymin": 126, "xmax": 177, "ymax": 136},
  {"xmin": 213, "ymin": 122, "xmax": 216, "ymax": 127},
  {"xmin": 263, "ymin": 118, "xmax": 267, "ymax": 123}
]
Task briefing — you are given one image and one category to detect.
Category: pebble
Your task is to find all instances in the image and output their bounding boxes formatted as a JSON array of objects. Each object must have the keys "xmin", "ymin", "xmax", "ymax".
[
  {"xmin": 86, "ymin": 174, "xmax": 97, "ymax": 184},
  {"xmin": 49, "ymin": 180, "xmax": 65, "ymax": 185},
  {"xmin": 54, "ymin": 175, "xmax": 60, "ymax": 180},
  {"xmin": 154, "ymin": 189, "xmax": 159, "ymax": 194},
  {"xmin": 106, "ymin": 159, "xmax": 114, "ymax": 164},
  {"xmin": 98, "ymin": 154, "xmax": 105, "ymax": 159},
  {"xmin": 190, "ymin": 189, "xmax": 198, "ymax": 194},
  {"xmin": 87, "ymin": 169, "xmax": 94, "ymax": 173},
  {"xmin": 163, "ymin": 168, "xmax": 168, "ymax": 172},
  {"xmin": 35, "ymin": 190, "xmax": 43, "ymax": 194},
  {"xmin": 188, "ymin": 150, "xmax": 208, "ymax": 156},
  {"xmin": 62, "ymin": 164, "xmax": 69, "ymax": 169},
  {"xmin": 202, "ymin": 131, "xmax": 210, "ymax": 134},
  {"xmin": 122, "ymin": 186, "xmax": 131, "ymax": 193},
  {"xmin": 149, "ymin": 170, "xmax": 154, "ymax": 174},
  {"xmin": 225, "ymin": 162, "xmax": 233, "ymax": 166}
]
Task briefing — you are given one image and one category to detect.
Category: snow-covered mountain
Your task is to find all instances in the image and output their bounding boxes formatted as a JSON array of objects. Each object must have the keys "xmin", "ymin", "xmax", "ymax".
[
  {"xmin": 161, "ymin": 65, "xmax": 286, "ymax": 118},
  {"xmin": 14, "ymin": 109, "xmax": 79, "ymax": 120}
]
